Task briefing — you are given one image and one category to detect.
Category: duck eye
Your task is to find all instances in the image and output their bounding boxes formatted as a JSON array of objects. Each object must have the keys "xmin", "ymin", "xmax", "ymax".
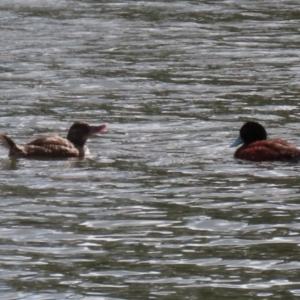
[{"xmin": 242, "ymin": 129, "xmax": 248, "ymax": 135}]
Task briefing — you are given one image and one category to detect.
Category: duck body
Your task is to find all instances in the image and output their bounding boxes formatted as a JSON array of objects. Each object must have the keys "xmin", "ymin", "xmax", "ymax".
[
  {"xmin": 230, "ymin": 121, "xmax": 300, "ymax": 162},
  {"xmin": 233, "ymin": 139, "xmax": 300, "ymax": 162},
  {"xmin": 0, "ymin": 121, "xmax": 106, "ymax": 158}
]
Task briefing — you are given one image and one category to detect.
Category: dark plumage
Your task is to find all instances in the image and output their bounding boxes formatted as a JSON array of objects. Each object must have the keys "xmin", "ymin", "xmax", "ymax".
[
  {"xmin": 0, "ymin": 121, "xmax": 106, "ymax": 158},
  {"xmin": 230, "ymin": 121, "xmax": 300, "ymax": 162}
]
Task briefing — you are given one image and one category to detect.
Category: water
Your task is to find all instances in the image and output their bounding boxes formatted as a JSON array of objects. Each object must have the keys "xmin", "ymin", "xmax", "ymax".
[{"xmin": 0, "ymin": 0, "xmax": 300, "ymax": 299}]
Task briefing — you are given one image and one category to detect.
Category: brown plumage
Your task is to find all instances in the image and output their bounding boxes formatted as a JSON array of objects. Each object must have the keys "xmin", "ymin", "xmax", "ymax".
[
  {"xmin": 0, "ymin": 121, "xmax": 106, "ymax": 158},
  {"xmin": 234, "ymin": 139, "xmax": 300, "ymax": 162}
]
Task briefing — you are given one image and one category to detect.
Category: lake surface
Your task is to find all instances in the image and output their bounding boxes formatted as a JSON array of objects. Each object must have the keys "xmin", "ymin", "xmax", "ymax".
[{"xmin": 1, "ymin": 0, "xmax": 300, "ymax": 299}]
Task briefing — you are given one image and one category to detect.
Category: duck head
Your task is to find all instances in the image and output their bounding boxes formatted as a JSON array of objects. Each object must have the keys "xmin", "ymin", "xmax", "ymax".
[
  {"xmin": 230, "ymin": 121, "xmax": 267, "ymax": 147},
  {"xmin": 67, "ymin": 121, "xmax": 106, "ymax": 147}
]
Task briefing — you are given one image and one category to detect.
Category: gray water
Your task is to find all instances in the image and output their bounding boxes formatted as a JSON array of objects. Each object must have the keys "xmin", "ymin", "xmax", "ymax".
[{"xmin": 1, "ymin": 1, "xmax": 300, "ymax": 299}]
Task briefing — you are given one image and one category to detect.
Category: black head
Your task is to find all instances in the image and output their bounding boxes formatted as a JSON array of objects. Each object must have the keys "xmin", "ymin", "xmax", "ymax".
[
  {"xmin": 240, "ymin": 121, "xmax": 267, "ymax": 143},
  {"xmin": 67, "ymin": 121, "xmax": 106, "ymax": 147},
  {"xmin": 230, "ymin": 121, "xmax": 267, "ymax": 147}
]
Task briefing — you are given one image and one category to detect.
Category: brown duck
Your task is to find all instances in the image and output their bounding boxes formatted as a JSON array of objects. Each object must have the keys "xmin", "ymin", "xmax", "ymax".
[{"xmin": 0, "ymin": 121, "xmax": 106, "ymax": 158}]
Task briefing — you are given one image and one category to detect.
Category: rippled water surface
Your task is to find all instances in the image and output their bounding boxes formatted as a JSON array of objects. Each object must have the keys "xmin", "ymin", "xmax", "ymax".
[{"xmin": 1, "ymin": 1, "xmax": 300, "ymax": 299}]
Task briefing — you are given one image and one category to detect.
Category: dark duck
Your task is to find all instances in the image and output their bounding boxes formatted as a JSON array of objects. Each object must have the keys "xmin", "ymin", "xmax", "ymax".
[
  {"xmin": 0, "ymin": 121, "xmax": 106, "ymax": 158},
  {"xmin": 230, "ymin": 121, "xmax": 300, "ymax": 162}
]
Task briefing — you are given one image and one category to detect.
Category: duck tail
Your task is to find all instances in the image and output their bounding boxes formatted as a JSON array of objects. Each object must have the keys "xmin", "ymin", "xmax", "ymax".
[{"xmin": 0, "ymin": 134, "xmax": 16, "ymax": 151}]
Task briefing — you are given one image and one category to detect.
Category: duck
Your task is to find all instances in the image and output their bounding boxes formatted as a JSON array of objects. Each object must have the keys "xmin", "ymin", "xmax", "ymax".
[
  {"xmin": 230, "ymin": 121, "xmax": 300, "ymax": 162},
  {"xmin": 0, "ymin": 121, "xmax": 106, "ymax": 158}
]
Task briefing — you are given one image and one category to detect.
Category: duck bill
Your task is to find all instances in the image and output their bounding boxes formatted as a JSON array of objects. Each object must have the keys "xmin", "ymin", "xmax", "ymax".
[
  {"xmin": 230, "ymin": 135, "xmax": 244, "ymax": 148},
  {"xmin": 89, "ymin": 124, "xmax": 107, "ymax": 135}
]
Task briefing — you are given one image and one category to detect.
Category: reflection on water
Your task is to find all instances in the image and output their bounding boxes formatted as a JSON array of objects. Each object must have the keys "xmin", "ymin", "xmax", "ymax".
[{"xmin": 0, "ymin": 0, "xmax": 300, "ymax": 299}]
